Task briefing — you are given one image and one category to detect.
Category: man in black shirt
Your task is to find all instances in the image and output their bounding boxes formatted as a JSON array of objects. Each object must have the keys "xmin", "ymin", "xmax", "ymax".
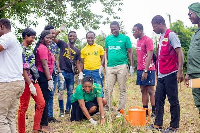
[{"xmin": 54, "ymin": 30, "xmax": 82, "ymax": 117}]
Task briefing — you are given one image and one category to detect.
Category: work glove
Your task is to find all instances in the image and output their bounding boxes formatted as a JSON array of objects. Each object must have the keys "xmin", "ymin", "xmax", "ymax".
[
  {"xmin": 48, "ymin": 79, "xmax": 54, "ymax": 91},
  {"xmin": 78, "ymin": 72, "xmax": 84, "ymax": 80},
  {"xmin": 89, "ymin": 118, "xmax": 97, "ymax": 125},
  {"xmin": 59, "ymin": 73, "xmax": 65, "ymax": 81},
  {"xmin": 59, "ymin": 24, "xmax": 66, "ymax": 32},
  {"xmin": 29, "ymin": 83, "xmax": 37, "ymax": 96},
  {"xmin": 129, "ymin": 66, "xmax": 134, "ymax": 77},
  {"xmin": 99, "ymin": 65, "xmax": 104, "ymax": 78}
]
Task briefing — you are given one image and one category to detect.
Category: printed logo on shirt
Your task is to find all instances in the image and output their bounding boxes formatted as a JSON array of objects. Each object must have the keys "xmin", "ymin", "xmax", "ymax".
[
  {"xmin": 161, "ymin": 38, "xmax": 168, "ymax": 46},
  {"xmin": 136, "ymin": 46, "xmax": 141, "ymax": 51},
  {"xmin": 108, "ymin": 46, "xmax": 121, "ymax": 50},
  {"xmin": 63, "ymin": 47, "xmax": 76, "ymax": 60},
  {"xmin": 84, "ymin": 51, "xmax": 98, "ymax": 56},
  {"xmin": 117, "ymin": 40, "xmax": 122, "ymax": 43},
  {"xmin": 162, "ymin": 38, "xmax": 168, "ymax": 42}
]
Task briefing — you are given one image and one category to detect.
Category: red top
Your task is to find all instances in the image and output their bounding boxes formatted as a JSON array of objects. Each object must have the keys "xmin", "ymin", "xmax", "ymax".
[
  {"xmin": 35, "ymin": 44, "xmax": 55, "ymax": 75},
  {"xmin": 136, "ymin": 35, "xmax": 155, "ymax": 71}
]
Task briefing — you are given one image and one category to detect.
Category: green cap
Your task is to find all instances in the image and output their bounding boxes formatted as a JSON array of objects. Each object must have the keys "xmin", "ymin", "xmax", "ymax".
[{"xmin": 188, "ymin": 2, "xmax": 200, "ymax": 18}]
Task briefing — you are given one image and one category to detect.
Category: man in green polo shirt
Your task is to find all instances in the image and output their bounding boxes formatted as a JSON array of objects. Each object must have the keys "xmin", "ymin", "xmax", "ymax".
[
  {"xmin": 105, "ymin": 21, "xmax": 134, "ymax": 117},
  {"xmin": 184, "ymin": 2, "xmax": 200, "ymax": 115}
]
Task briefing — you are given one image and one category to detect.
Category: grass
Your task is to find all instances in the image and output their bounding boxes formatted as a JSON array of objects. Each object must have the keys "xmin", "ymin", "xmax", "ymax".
[{"xmin": 16, "ymin": 74, "xmax": 200, "ymax": 133}]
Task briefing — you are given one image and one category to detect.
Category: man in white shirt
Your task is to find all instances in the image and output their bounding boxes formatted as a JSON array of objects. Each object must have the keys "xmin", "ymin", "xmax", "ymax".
[{"xmin": 0, "ymin": 18, "xmax": 24, "ymax": 133}]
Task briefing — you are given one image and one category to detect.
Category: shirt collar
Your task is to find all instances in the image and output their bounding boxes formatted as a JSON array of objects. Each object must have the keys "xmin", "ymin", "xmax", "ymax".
[{"xmin": 86, "ymin": 43, "xmax": 97, "ymax": 47}]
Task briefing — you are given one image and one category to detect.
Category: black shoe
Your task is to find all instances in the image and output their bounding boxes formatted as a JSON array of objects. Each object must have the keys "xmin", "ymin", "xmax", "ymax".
[
  {"xmin": 162, "ymin": 127, "xmax": 178, "ymax": 133},
  {"xmin": 65, "ymin": 110, "xmax": 70, "ymax": 114},
  {"xmin": 47, "ymin": 117, "xmax": 61, "ymax": 123},
  {"xmin": 146, "ymin": 124, "xmax": 162, "ymax": 131},
  {"xmin": 59, "ymin": 109, "xmax": 64, "ymax": 117}
]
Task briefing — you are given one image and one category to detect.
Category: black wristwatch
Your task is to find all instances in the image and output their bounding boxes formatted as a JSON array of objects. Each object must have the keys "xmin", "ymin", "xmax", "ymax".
[{"xmin": 144, "ymin": 69, "xmax": 148, "ymax": 73}]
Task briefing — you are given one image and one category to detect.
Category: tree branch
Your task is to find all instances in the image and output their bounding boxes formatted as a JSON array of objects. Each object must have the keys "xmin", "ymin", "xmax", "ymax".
[{"xmin": 0, "ymin": 0, "xmax": 27, "ymax": 11}]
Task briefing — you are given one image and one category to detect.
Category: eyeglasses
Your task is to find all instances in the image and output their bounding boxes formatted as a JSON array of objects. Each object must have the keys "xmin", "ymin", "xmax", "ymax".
[
  {"xmin": 131, "ymin": 30, "xmax": 138, "ymax": 34},
  {"xmin": 188, "ymin": 12, "xmax": 193, "ymax": 17}
]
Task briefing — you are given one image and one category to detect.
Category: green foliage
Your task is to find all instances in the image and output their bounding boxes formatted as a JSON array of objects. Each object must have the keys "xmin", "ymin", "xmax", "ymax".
[
  {"xmin": 170, "ymin": 20, "xmax": 197, "ymax": 72},
  {"xmin": 56, "ymin": 32, "xmax": 85, "ymax": 50},
  {"xmin": 0, "ymin": 0, "xmax": 123, "ymax": 31},
  {"xmin": 95, "ymin": 32, "xmax": 106, "ymax": 48}
]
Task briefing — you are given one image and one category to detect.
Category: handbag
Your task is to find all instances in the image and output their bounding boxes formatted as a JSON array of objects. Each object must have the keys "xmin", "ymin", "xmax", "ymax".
[
  {"xmin": 30, "ymin": 65, "xmax": 40, "ymax": 83},
  {"xmin": 68, "ymin": 43, "xmax": 79, "ymax": 75}
]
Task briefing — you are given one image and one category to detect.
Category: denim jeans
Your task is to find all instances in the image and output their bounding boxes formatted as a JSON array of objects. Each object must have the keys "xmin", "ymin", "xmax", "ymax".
[
  {"xmin": 48, "ymin": 75, "xmax": 62, "ymax": 117},
  {"xmin": 59, "ymin": 70, "xmax": 74, "ymax": 111},
  {"xmin": 154, "ymin": 72, "xmax": 180, "ymax": 128},
  {"xmin": 83, "ymin": 69, "xmax": 104, "ymax": 97}
]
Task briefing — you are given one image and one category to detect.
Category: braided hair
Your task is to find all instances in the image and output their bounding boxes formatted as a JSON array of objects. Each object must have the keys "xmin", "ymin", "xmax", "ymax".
[{"xmin": 33, "ymin": 30, "xmax": 51, "ymax": 55}]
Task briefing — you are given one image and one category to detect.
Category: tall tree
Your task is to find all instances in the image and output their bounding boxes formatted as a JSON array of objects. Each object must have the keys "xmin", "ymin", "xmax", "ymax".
[
  {"xmin": 170, "ymin": 20, "xmax": 197, "ymax": 71},
  {"xmin": 0, "ymin": 0, "xmax": 123, "ymax": 30}
]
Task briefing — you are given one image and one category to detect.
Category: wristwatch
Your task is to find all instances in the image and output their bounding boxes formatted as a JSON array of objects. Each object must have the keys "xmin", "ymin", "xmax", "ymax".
[
  {"xmin": 101, "ymin": 116, "xmax": 105, "ymax": 119},
  {"xmin": 144, "ymin": 69, "xmax": 148, "ymax": 73}
]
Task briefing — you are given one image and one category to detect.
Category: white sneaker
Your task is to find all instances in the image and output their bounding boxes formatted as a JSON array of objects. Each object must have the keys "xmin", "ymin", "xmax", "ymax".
[{"xmin": 60, "ymin": 114, "xmax": 64, "ymax": 117}]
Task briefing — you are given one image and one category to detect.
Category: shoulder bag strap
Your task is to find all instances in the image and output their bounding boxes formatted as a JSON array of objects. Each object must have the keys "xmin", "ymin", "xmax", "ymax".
[{"xmin": 67, "ymin": 43, "xmax": 73, "ymax": 63}]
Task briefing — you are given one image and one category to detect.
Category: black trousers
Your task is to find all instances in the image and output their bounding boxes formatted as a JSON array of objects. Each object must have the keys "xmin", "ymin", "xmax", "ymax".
[
  {"xmin": 154, "ymin": 72, "xmax": 180, "ymax": 128},
  {"xmin": 38, "ymin": 71, "xmax": 50, "ymax": 126}
]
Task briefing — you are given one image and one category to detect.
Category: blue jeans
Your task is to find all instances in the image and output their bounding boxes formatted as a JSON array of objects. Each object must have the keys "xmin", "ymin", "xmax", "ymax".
[
  {"xmin": 48, "ymin": 75, "xmax": 62, "ymax": 117},
  {"xmin": 59, "ymin": 70, "xmax": 74, "ymax": 111},
  {"xmin": 83, "ymin": 69, "xmax": 104, "ymax": 97}
]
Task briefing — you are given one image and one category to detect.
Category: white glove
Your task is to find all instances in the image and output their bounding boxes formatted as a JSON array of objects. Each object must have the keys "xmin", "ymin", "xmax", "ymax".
[
  {"xmin": 48, "ymin": 79, "xmax": 54, "ymax": 91},
  {"xmin": 99, "ymin": 65, "xmax": 104, "ymax": 78},
  {"xmin": 89, "ymin": 118, "xmax": 97, "ymax": 125},
  {"xmin": 59, "ymin": 73, "xmax": 65, "ymax": 81},
  {"xmin": 29, "ymin": 83, "xmax": 37, "ymax": 96},
  {"xmin": 129, "ymin": 66, "xmax": 134, "ymax": 77},
  {"xmin": 78, "ymin": 72, "xmax": 84, "ymax": 80},
  {"xmin": 59, "ymin": 24, "xmax": 66, "ymax": 32}
]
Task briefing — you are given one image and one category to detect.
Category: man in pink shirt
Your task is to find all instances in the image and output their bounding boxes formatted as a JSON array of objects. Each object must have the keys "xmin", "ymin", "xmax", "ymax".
[{"xmin": 132, "ymin": 23, "xmax": 156, "ymax": 117}]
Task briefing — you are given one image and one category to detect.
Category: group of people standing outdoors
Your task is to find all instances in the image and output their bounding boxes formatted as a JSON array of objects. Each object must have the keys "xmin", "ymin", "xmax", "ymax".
[{"xmin": 0, "ymin": 2, "xmax": 199, "ymax": 133}]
